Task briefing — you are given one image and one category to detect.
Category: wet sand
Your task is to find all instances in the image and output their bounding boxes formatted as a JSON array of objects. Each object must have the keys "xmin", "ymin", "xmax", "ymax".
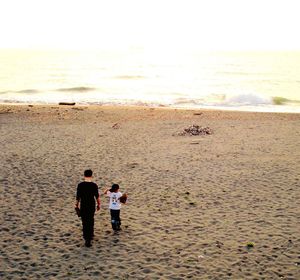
[{"xmin": 0, "ymin": 104, "xmax": 300, "ymax": 279}]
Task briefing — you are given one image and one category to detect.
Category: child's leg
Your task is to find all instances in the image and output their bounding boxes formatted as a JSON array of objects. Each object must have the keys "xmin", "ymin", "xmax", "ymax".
[
  {"xmin": 115, "ymin": 210, "xmax": 121, "ymax": 230},
  {"xmin": 110, "ymin": 210, "xmax": 118, "ymax": 230}
]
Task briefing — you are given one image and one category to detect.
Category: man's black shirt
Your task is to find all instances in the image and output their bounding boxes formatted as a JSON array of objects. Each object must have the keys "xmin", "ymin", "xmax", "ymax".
[{"xmin": 76, "ymin": 181, "xmax": 99, "ymax": 213}]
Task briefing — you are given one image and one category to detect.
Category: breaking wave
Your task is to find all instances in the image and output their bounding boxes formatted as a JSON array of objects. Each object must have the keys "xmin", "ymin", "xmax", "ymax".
[
  {"xmin": 55, "ymin": 87, "xmax": 96, "ymax": 92},
  {"xmin": 172, "ymin": 93, "xmax": 272, "ymax": 107},
  {"xmin": 224, "ymin": 93, "xmax": 272, "ymax": 106},
  {"xmin": 17, "ymin": 89, "xmax": 40, "ymax": 94},
  {"xmin": 114, "ymin": 75, "xmax": 146, "ymax": 80},
  {"xmin": 0, "ymin": 89, "xmax": 40, "ymax": 95}
]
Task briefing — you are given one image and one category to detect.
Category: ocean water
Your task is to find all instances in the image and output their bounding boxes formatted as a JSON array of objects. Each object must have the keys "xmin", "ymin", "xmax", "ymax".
[{"xmin": 0, "ymin": 49, "xmax": 299, "ymax": 112}]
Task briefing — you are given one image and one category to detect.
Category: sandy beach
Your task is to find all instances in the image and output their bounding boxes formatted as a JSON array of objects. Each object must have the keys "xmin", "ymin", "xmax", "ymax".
[{"xmin": 0, "ymin": 104, "xmax": 299, "ymax": 280}]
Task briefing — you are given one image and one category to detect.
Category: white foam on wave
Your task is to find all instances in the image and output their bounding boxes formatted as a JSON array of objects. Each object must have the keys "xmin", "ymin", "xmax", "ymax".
[{"xmin": 224, "ymin": 93, "xmax": 272, "ymax": 106}]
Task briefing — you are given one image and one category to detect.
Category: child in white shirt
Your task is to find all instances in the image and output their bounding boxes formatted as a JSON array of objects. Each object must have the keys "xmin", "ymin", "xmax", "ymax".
[{"xmin": 104, "ymin": 184, "xmax": 123, "ymax": 231}]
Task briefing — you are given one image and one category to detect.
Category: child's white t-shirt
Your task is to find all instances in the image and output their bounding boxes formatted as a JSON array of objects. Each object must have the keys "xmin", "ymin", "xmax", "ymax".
[{"xmin": 106, "ymin": 191, "xmax": 122, "ymax": 210}]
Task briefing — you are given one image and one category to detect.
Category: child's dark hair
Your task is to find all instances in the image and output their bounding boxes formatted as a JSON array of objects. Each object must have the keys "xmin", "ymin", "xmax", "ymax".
[
  {"xmin": 84, "ymin": 169, "xmax": 93, "ymax": 177},
  {"xmin": 110, "ymin": 184, "xmax": 119, "ymax": 192}
]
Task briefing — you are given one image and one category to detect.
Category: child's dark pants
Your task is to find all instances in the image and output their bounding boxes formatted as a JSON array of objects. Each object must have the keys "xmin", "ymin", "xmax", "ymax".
[{"xmin": 110, "ymin": 209, "xmax": 121, "ymax": 230}]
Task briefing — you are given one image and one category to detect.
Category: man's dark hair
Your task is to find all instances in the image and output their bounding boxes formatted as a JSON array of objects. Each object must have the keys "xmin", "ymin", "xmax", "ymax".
[{"xmin": 84, "ymin": 169, "xmax": 93, "ymax": 177}]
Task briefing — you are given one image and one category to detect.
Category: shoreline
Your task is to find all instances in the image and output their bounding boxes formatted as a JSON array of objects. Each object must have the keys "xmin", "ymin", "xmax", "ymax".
[{"xmin": 1, "ymin": 102, "xmax": 300, "ymax": 115}]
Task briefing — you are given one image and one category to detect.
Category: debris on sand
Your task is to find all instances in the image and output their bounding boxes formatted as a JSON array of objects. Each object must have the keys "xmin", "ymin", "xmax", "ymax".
[
  {"xmin": 127, "ymin": 162, "xmax": 138, "ymax": 169},
  {"xmin": 112, "ymin": 123, "xmax": 121, "ymax": 129},
  {"xmin": 71, "ymin": 107, "xmax": 84, "ymax": 111},
  {"xmin": 246, "ymin": 242, "xmax": 255, "ymax": 248},
  {"xmin": 178, "ymin": 125, "xmax": 213, "ymax": 136},
  {"xmin": 0, "ymin": 108, "xmax": 13, "ymax": 114}
]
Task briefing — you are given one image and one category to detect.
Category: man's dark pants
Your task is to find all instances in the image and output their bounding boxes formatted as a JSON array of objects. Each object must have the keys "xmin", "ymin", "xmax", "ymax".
[{"xmin": 81, "ymin": 210, "xmax": 95, "ymax": 241}]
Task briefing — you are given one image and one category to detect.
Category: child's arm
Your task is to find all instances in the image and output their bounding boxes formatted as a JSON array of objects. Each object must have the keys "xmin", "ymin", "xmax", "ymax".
[
  {"xmin": 103, "ymin": 188, "xmax": 110, "ymax": 195},
  {"xmin": 119, "ymin": 193, "xmax": 128, "ymax": 204}
]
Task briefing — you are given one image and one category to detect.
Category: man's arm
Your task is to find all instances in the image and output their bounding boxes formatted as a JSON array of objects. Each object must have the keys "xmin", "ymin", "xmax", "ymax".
[
  {"xmin": 95, "ymin": 184, "xmax": 101, "ymax": 211},
  {"xmin": 75, "ymin": 184, "xmax": 80, "ymax": 208},
  {"xmin": 96, "ymin": 197, "xmax": 100, "ymax": 211}
]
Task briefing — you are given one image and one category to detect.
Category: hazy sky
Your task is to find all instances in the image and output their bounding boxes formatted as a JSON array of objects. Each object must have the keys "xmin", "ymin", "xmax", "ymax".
[{"xmin": 1, "ymin": 0, "xmax": 299, "ymax": 51}]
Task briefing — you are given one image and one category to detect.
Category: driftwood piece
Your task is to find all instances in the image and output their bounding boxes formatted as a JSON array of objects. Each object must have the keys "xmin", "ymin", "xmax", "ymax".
[{"xmin": 58, "ymin": 102, "xmax": 76, "ymax": 106}]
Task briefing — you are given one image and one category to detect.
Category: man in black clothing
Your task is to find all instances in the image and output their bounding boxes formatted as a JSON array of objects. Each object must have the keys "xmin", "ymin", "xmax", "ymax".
[{"xmin": 75, "ymin": 169, "xmax": 100, "ymax": 247}]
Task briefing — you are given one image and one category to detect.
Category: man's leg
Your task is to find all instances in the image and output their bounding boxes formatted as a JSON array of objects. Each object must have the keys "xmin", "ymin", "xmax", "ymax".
[
  {"xmin": 81, "ymin": 211, "xmax": 94, "ymax": 246},
  {"xmin": 88, "ymin": 213, "xmax": 95, "ymax": 239},
  {"xmin": 81, "ymin": 213, "xmax": 89, "ymax": 240}
]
